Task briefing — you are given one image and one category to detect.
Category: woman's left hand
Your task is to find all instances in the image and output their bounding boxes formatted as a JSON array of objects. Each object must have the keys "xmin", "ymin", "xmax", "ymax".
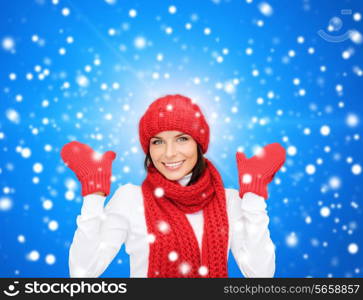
[{"xmin": 236, "ymin": 143, "xmax": 286, "ymax": 199}]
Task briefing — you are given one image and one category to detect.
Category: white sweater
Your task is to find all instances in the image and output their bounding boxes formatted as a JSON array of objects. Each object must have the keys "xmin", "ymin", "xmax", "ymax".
[{"xmin": 69, "ymin": 172, "xmax": 276, "ymax": 278}]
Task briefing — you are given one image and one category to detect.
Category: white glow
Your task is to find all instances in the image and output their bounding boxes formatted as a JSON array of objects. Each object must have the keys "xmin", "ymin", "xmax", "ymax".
[
  {"xmin": 350, "ymin": 30, "xmax": 363, "ymax": 44},
  {"xmin": 346, "ymin": 113, "xmax": 359, "ymax": 127},
  {"xmin": 43, "ymin": 199, "xmax": 53, "ymax": 210},
  {"xmin": 48, "ymin": 220, "xmax": 59, "ymax": 231},
  {"xmin": 353, "ymin": 13, "xmax": 361, "ymax": 22},
  {"xmin": 286, "ymin": 232, "xmax": 298, "ymax": 247},
  {"xmin": 305, "ymin": 164, "xmax": 316, "ymax": 175},
  {"xmin": 2, "ymin": 37, "xmax": 15, "ymax": 51},
  {"xmin": 168, "ymin": 251, "xmax": 178, "ymax": 262},
  {"xmin": 134, "ymin": 36, "xmax": 146, "ymax": 49},
  {"xmin": 45, "ymin": 254, "xmax": 56, "ymax": 265},
  {"xmin": 287, "ymin": 146, "xmax": 297, "ymax": 156},
  {"xmin": 157, "ymin": 220, "xmax": 170, "ymax": 234},
  {"xmin": 320, "ymin": 206, "xmax": 330, "ymax": 217},
  {"xmin": 329, "ymin": 176, "xmax": 341, "ymax": 189},
  {"xmin": 6, "ymin": 109, "xmax": 20, "ymax": 124},
  {"xmin": 62, "ymin": 7, "xmax": 70, "ymax": 16},
  {"xmin": 352, "ymin": 164, "xmax": 361, "ymax": 175},
  {"xmin": 33, "ymin": 163, "xmax": 43, "ymax": 173},
  {"xmin": 168, "ymin": 6, "xmax": 177, "ymax": 14},
  {"xmin": 320, "ymin": 125, "xmax": 330, "ymax": 136},
  {"xmin": 129, "ymin": 9, "xmax": 137, "ymax": 18},
  {"xmin": 242, "ymin": 174, "xmax": 252, "ymax": 184},
  {"xmin": 348, "ymin": 243, "xmax": 358, "ymax": 254},
  {"xmin": 154, "ymin": 187, "xmax": 164, "ymax": 198},
  {"xmin": 65, "ymin": 190, "xmax": 75, "ymax": 201},
  {"xmin": 258, "ymin": 2, "xmax": 273, "ymax": 16},
  {"xmin": 18, "ymin": 235, "xmax": 26, "ymax": 243},
  {"xmin": 198, "ymin": 266, "xmax": 208, "ymax": 276},
  {"xmin": 21, "ymin": 148, "xmax": 31, "ymax": 158},
  {"xmin": 147, "ymin": 234, "xmax": 156, "ymax": 243},
  {"xmin": 204, "ymin": 28, "xmax": 211, "ymax": 35},
  {"xmin": 76, "ymin": 75, "xmax": 89, "ymax": 87},
  {"xmin": 0, "ymin": 197, "xmax": 12, "ymax": 211},
  {"xmin": 27, "ymin": 250, "xmax": 40, "ymax": 261},
  {"xmin": 179, "ymin": 262, "xmax": 191, "ymax": 275}
]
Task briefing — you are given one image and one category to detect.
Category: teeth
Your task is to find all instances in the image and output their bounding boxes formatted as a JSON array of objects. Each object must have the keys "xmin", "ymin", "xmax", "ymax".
[{"xmin": 165, "ymin": 161, "xmax": 184, "ymax": 168}]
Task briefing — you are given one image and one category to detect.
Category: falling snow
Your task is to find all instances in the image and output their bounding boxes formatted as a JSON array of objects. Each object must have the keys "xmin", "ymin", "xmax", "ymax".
[{"xmin": 0, "ymin": 0, "xmax": 362, "ymax": 278}]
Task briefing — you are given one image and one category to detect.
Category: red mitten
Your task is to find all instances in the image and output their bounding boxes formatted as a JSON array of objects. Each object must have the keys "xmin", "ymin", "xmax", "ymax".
[
  {"xmin": 236, "ymin": 143, "xmax": 286, "ymax": 199},
  {"xmin": 60, "ymin": 141, "xmax": 116, "ymax": 196}
]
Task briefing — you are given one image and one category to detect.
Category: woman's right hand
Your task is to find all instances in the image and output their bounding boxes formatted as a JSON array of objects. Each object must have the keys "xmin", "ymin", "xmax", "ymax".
[{"xmin": 60, "ymin": 141, "xmax": 116, "ymax": 196}]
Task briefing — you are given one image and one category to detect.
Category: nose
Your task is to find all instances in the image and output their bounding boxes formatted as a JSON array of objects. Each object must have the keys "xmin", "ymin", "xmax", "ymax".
[{"xmin": 164, "ymin": 141, "xmax": 177, "ymax": 158}]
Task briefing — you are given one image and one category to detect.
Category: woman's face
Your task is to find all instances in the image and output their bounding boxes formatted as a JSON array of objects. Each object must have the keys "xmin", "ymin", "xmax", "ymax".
[{"xmin": 149, "ymin": 130, "xmax": 198, "ymax": 181}]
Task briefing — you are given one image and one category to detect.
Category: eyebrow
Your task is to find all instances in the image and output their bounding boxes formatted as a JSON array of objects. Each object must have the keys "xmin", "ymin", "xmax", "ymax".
[{"xmin": 151, "ymin": 133, "xmax": 187, "ymax": 139}]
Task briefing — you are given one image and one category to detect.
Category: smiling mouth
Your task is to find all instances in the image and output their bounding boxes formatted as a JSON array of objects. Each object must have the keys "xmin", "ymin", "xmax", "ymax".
[{"xmin": 162, "ymin": 160, "xmax": 185, "ymax": 170}]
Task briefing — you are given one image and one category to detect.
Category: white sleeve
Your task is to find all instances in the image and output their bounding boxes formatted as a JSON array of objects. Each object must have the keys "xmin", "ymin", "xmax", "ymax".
[
  {"xmin": 229, "ymin": 191, "xmax": 276, "ymax": 278},
  {"xmin": 68, "ymin": 185, "xmax": 130, "ymax": 278}
]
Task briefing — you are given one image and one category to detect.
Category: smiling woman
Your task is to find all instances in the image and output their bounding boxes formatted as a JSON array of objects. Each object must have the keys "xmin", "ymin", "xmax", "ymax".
[
  {"xmin": 144, "ymin": 131, "xmax": 206, "ymax": 185},
  {"xmin": 62, "ymin": 94, "xmax": 284, "ymax": 278},
  {"xmin": 150, "ymin": 131, "xmax": 197, "ymax": 179}
]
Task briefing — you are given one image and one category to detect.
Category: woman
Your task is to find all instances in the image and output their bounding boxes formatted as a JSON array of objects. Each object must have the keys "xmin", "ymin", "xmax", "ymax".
[{"xmin": 61, "ymin": 94, "xmax": 286, "ymax": 278}]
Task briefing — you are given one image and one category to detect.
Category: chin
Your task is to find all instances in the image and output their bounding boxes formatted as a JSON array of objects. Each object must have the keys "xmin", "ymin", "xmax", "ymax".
[
  {"xmin": 163, "ymin": 172, "xmax": 185, "ymax": 181},
  {"xmin": 158, "ymin": 169, "xmax": 184, "ymax": 181}
]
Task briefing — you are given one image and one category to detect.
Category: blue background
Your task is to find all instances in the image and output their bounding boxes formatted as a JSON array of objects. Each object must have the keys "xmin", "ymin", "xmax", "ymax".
[{"xmin": 0, "ymin": 0, "xmax": 362, "ymax": 278}]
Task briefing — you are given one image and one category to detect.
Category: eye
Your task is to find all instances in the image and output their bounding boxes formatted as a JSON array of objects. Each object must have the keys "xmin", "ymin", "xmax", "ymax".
[
  {"xmin": 177, "ymin": 136, "xmax": 188, "ymax": 142},
  {"xmin": 151, "ymin": 139, "xmax": 162, "ymax": 145}
]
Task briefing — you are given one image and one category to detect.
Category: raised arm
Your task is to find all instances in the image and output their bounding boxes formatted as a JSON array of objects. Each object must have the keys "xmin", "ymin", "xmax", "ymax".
[
  {"xmin": 229, "ymin": 190, "xmax": 275, "ymax": 277},
  {"xmin": 230, "ymin": 143, "xmax": 286, "ymax": 277},
  {"xmin": 60, "ymin": 141, "xmax": 127, "ymax": 277},
  {"xmin": 68, "ymin": 187, "xmax": 129, "ymax": 277}
]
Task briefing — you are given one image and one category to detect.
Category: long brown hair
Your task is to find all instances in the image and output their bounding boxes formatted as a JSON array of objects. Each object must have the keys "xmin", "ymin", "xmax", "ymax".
[{"xmin": 144, "ymin": 143, "xmax": 206, "ymax": 186}]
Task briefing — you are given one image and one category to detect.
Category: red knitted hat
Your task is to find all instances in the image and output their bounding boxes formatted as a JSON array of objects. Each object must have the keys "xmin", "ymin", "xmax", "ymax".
[{"xmin": 139, "ymin": 94, "xmax": 210, "ymax": 154}]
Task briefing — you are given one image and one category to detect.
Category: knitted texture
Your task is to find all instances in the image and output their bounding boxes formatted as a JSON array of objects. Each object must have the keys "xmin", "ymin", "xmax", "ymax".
[
  {"xmin": 141, "ymin": 158, "xmax": 229, "ymax": 278},
  {"xmin": 60, "ymin": 141, "xmax": 116, "ymax": 196},
  {"xmin": 236, "ymin": 143, "xmax": 286, "ymax": 199},
  {"xmin": 139, "ymin": 94, "xmax": 210, "ymax": 154}
]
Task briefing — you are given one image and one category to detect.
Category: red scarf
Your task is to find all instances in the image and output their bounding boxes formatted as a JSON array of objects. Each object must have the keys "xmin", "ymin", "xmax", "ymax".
[{"xmin": 141, "ymin": 158, "xmax": 229, "ymax": 278}]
